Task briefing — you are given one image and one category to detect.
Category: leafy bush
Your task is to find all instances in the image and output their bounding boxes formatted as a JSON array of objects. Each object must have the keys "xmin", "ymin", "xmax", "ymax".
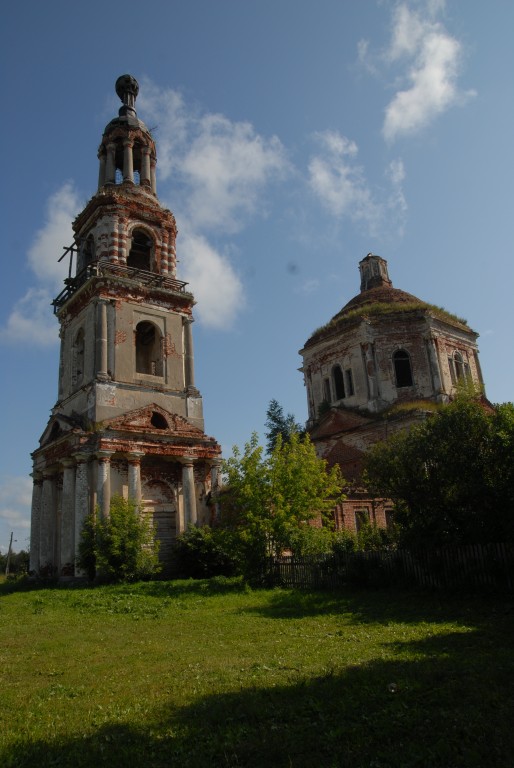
[
  {"xmin": 220, "ymin": 431, "xmax": 345, "ymax": 579},
  {"xmin": 78, "ymin": 495, "xmax": 161, "ymax": 583},
  {"xmin": 172, "ymin": 526, "xmax": 239, "ymax": 579},
  {"xmin": 332, "ymin": 529, "xmax": 359, "ymax": 554},
  {"xmin": 356, "ymin": 521, "xmax": 398, "ymax": 551},
  {"xmin": 289, "ymin": 525, "xmax": 334, "ymax": 556}
]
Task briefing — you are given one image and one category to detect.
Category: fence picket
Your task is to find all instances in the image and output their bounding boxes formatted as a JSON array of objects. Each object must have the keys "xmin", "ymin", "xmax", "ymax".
[{"xmin": 268, "ymin": 543, "xmax": 514, "ymax": 592}]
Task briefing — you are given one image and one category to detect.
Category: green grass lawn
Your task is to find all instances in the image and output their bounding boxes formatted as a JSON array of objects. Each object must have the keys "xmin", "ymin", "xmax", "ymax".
[{"xmin": 1, "ymin": 577, "xmax": 513, "ymax": 767}]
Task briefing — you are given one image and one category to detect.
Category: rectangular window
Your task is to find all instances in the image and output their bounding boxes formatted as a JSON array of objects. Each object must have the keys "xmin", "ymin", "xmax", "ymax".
[
  {"xmin": 345, "ymin": 368, "xmax": 354, "ymax": 396},
  {"xmin": 355, "ymin": 508, "xmax": 369, "ymax": 532},
  {"xmin": 385, "ymin": 509, "xmax": 395, "ymax": 530}
]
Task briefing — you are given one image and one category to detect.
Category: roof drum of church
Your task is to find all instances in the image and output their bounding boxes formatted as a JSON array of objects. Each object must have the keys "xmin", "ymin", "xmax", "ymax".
[
  {"xmin": 339, "ymin": 284, "xmax": 424, "ymax": 314},
  {"xmin": 303, "ymin": 253, "xmax": 471, "ymax": 349}
]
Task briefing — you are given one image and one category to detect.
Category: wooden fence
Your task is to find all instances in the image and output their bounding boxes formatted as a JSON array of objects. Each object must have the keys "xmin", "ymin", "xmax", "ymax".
[{"xmin": 267, "ymin": 543, "xmax": 514, "ymax": 592}]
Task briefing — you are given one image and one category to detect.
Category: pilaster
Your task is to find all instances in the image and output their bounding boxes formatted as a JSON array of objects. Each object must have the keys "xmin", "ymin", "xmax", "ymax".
[
  {"xmin": 60, "ymin": 459, "xmax": 76, "ymax": 575},
  {"xmin": 29, "ymin": 471, "xmax": 43, "ymax": 573}
]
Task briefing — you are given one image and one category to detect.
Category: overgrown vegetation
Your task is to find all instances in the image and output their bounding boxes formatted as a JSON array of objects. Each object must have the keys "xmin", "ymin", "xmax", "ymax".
[
  {"xmin": 264, "ymin": 398, "xmax": 304, "ymax": 454},
  {"xmin": 214, "ymin": 430, "xmax": 344, "ymax": 580},
  {"xmin": 309, "ymin": 300, "xmax": 469, "ymax": 343},
  {"xmin": 78, "ymin": 495, "xmax": 161, "ymax": 582},
  {"xmin": 0, "ymin": 548, "xmax": 29, "ymax": 576},
  {"xmin": 1, "ymin": 579, "xmax": 514, "ymax": 767},
  {"xmin": 365, "ymin": 395, "xmax": 514, "ymax": 548}
]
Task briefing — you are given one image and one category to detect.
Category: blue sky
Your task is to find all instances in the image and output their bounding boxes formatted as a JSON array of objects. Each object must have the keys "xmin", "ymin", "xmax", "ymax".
[{"xmin": 1, "ymin": 0, "xmax": 513, "ymax": 553}]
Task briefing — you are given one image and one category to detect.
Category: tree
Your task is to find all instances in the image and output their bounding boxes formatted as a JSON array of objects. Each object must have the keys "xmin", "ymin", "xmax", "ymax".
[
  {"xmin": 220, "ymin": 431, "xmax": 345, "ymax": 576},
  {"xmin": 365, "ymin": 396, "xmax": 514, "ymax": 547},
  {"xmin": 172, "ymin": 526, "xmax": 239, "ymax": 579},
  {"xmin": 78, "ymin": 495, "xmax": 161, "ymax": 582},
  {"xmin": 265, "ymin": 399, "xmax": 304, "ymax": 454}
]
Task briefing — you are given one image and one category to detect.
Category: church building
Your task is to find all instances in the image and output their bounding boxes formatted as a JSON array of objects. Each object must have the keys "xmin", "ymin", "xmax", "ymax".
[
  {"xmin": 30, "ymin": 75, "xmax": 221, "ymax": 578},
  {"xmin": 300, "ymin": 252, "xmax": 485, "ymax": 532}
]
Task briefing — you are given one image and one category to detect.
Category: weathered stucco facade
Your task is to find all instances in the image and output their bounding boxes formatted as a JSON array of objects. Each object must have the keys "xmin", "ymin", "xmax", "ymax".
[
  {"xmin": 300, "ymin": 253, "xmax": 484, "ymax": 533},
  {"xmin": 30, "ymin": 75, "xmax": 221, "ymax": 577}
]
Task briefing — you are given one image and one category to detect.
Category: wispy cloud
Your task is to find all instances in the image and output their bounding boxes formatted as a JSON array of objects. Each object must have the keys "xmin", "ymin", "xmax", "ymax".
[
  {"xmin": 180, "ymin": 114, "xmax": 287, "ymax": 233},
  {"xmin": 0, "ymin": 288, "xmax": 59, "ymax": 346},
  {"xmin": 307, "ymin": 130, "xmax": 407, "ymax": 236},
  {"xmin": 0, "ymin": 182, "xmax": 80, "ymax": 346},
  {"xmin": 27, "ymin": 182, "xmax": 80, "ymax": 289},
  {"xmin": 138, "ymin": 80, "xmax": 288, "ymax": 324},
  {"xmin": 2, "ymin": 83, "xmax": 287, "ymax": 340},
  {"xmin": 380, "ymin": 1, "xmax": 475, "ymax": 142},
  {"xmin": 179, "ymin": 229, "xmax": 245, "ymax": 330},
  {"xmin": 0, "ymin": 476, "xmax": 32, "ymax": 548}
]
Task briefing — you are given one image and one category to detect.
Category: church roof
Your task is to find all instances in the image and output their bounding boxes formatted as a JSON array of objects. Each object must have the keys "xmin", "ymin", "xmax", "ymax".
[{"xmin": 303, "ymin": 253, "xmax": 471, "ymax": 349}]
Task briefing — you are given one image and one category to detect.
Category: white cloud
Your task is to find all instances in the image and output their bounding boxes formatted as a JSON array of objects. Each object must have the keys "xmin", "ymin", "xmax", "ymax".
[
  {"xmin": 181, "ymin": 115, "xmax": 287, "ymax": 233},
  {"xmin": 140, "ymin": 80, "xmax": 288, "ymax": 235},
  {"xmin": 297, "ymin": 278, "xmax": 320, "ymax": 295},
  {"xmin": 138, "ymin": 81, "xmax": 189, "ymax": 180},
  {"xmin": 179, "ymin": 230, "xmax": 244, "ymax": 330},
  {"xmin": 1, "ymin": 182, "xmax": 81, "ymax": 346},
  {"xmin": 0, "ymin": 476, "xmax": 32, "ymax": 543},
  {"xmin": 28, "ymin": 182, "xmax": 81, "ymax": 289},
  {"xmin": 0, "ymin": 288, "xmax": 58, "ymax": 346},
  {"xmin": 307, "ymin": 130, "xmax": 406, "ymax": 237},
  {"xmin": 382, "ymin": 2, "xmax": 475, "ymax": 142},
  {"xmin": 139, "ymin": 80, "xmax": 288, "ymax": 328}
]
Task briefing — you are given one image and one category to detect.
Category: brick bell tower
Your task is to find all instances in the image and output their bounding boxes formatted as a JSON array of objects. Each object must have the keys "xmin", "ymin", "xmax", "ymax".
[{"xmin": 30, "ymin": 75, "xmax": 221, "ymax": 578}]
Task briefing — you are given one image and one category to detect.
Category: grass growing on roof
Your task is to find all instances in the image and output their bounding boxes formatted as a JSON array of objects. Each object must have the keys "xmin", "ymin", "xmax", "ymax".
[
  {"xmin": 309, "ymin": 301, "xmax": 469, "ymax": 342},
  {"xmin": 1, "ymin": 577, "xmax": 513, "ymax": 767}
]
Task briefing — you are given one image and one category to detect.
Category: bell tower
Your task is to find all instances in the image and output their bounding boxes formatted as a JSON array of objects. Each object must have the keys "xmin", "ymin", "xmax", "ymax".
[{"xmin": 30, "ymin": 76, "xmax": 221, "ymax": 578}]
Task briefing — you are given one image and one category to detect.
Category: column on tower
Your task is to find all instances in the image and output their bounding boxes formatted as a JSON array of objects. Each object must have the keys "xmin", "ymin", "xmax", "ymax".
[
  {"xmin": 39, "ymin": 469, "xmax": 57, "ymax": 571},
  {"xmin": 425, "ymin": 335, "xmax": 443, "ymax": 396},
  {"xmin": 184, "ymin": 317, "xmax": 195, "ymax": 389},
  {"xmin": 105, "ymin": 142, "xmax": 116, "ymax": 184},
  {"xmin": 60, "ymin": 459, "xmax": 76, "ymax": 575},
  {"xmin": 150, "ymin": 157, "xmax": 157, "ymax": 195},
  {"xmin": 141, "ymin": 147, "xmax": 151, "ymax": 187},
  {"xmin": 96, "ymin": 451, "xmax": 113, "ymax": 518},
  {"xmin": 29, "ymin": 471, "xmax": 43, "ymax": 573},
  {"xmin": 123, "ymin": 139, "xmax": 134, "ymax": 183},
  {"xmin": 98, "ymin": 149, "xmax": 107, "ymax": 190},
  {"xmin": 209, "ymin": 460, "xmax": 222, "ymax": 521},
  {"xmin": 96, "ymin": 299, "xmax": 109, "ymax": 380},
  {"xmin": 74, "ymin": 454, "xmax": 90, "ymax": 577},
  {"xmin": 181, "ymin": 459, "xmax": 197, "ymax": 527},
  {"xmin": 127, "ymin": 452, "xmax": 144, "ymax": 504}
]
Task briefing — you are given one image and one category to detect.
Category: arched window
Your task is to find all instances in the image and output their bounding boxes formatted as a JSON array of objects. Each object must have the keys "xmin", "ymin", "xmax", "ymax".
[
  {"xmin": 72, "ymin": 328, "xmax": 85, "ymax": 387},
  {"xmin": 127, "ymin": 229, "xmax": 153, "ymax": 272},
  {"xmin": 151, "ymin": 411, "xmax": 168, "ymax": 429},
  {"xmin": 135, "ymin": 321, "xmax": 163, "ymax": 376},
  {"xmin": 332, "ymin": 365, "xmax": 345, "ymax": 400},
  {"xmin": 393, "ymin": 349, "xmax": 413, "ymax": 388},
  {"xmin": 77, "ymin": 234, "xmax": 95, "ymax": 274},
  {"xmin": 115, "ymin": 168, "xmax": 123, "ymax": 184}
]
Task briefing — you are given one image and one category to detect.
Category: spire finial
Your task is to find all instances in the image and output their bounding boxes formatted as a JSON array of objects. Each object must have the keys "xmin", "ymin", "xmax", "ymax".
[{"xmin": 115, "ymin": 74, "xmax": 139, "ymax": 117}]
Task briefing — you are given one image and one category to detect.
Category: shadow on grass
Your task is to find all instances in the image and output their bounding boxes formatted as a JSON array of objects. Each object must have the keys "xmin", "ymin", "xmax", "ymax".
[
  {"xmin": 242, "ymin": 586, "xmax": 514, "ymax": 627},
  {"xmin": 0, "ymin": 575, "xmax": 249, "ymax": 600},
  {"xmin": 4, "ymin": 622, "xmax": 514, "ymax": 768}
]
